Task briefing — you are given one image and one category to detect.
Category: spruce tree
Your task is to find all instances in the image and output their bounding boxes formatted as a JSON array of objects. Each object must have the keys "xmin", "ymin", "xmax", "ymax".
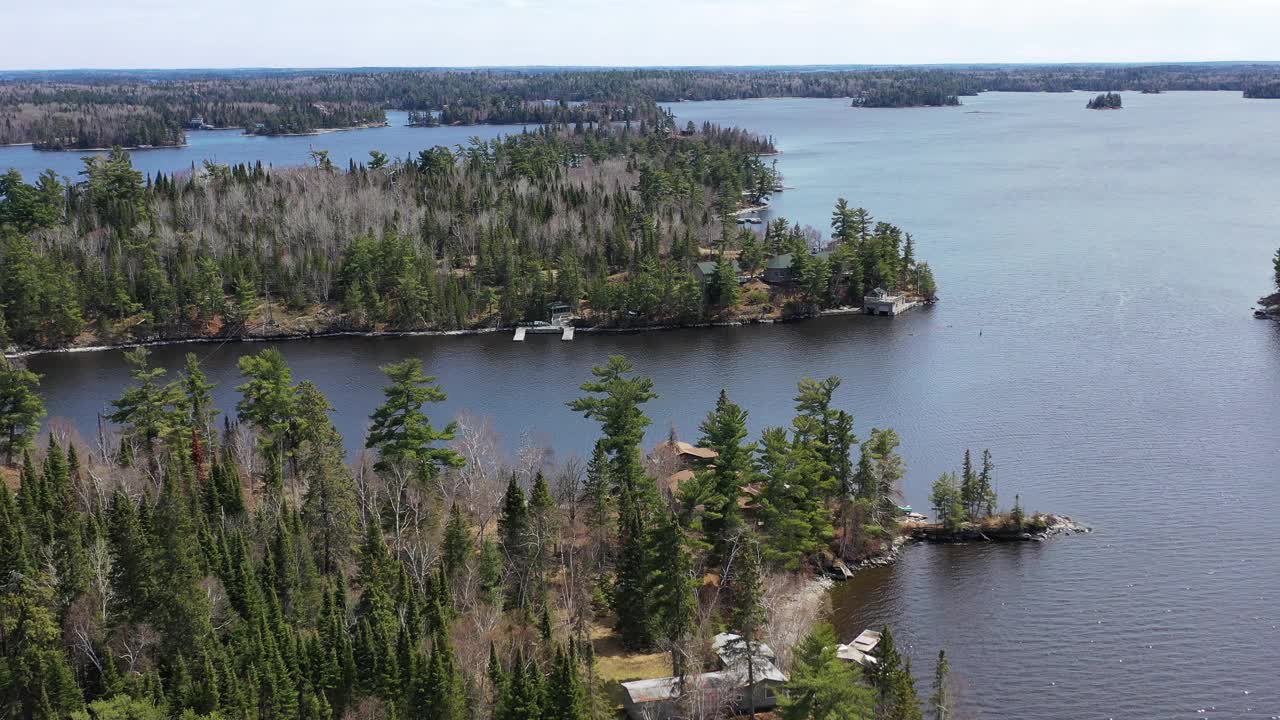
[
  {"xmin": 929, "ymin": 650, "xmax": 951, "ymax": 720},
  {"xmin": 498, "ymin": 474, "xmax": 530, "ymax": 608},
  {"xmin": 647, "ymin": 511, "xmax": 697, "ymax": 676},
  {"xmin": 442, "ymin": 503, "xmax": 472, "ymax": 579}
]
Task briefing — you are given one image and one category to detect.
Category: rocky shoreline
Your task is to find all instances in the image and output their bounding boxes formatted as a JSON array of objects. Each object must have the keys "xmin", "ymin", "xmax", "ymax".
[
  {"xmin": 910, "ymin": 514, "xmax": 1091, "ymax": 544},
  {"xmin": 3, "ymin": 307, "xmax": 922, "ymax": 359},
  {"xmin": 818, "ymin": 515, "xmax": 1088, "ymax": 581}
]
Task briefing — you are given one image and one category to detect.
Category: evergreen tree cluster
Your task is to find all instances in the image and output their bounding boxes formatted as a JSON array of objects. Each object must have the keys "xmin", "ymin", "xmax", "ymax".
[
  {"xmin": 929, "ymin": 449, "xmax": 999, "ymax": 531},
  {"xmin": 0, "ymin": 347, "xmax": 965, "ymax": 720}
]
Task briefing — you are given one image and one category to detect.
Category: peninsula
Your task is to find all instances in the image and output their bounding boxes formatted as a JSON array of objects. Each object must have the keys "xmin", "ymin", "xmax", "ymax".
[{"xmin": 0, "ymin": 126, "xmax": 936, "ymax": 354}]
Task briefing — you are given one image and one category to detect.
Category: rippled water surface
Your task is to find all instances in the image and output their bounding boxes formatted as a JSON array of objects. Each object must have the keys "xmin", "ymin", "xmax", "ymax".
[{"xmin": 22, "ymin": 92, "xmax": 1280, "ymax": 719}]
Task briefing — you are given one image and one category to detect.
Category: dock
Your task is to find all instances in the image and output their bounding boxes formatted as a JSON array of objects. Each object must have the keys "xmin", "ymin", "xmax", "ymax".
[
  {"xmin": 561, "ymin": 326, "xmax": 574, "ymax": 341},
  {"xmin": 513, "ymin": 327, "xmax": 526, "ymax": 341}
]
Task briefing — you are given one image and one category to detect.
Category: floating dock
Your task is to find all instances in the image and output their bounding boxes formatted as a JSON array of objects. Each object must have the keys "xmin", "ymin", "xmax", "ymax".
[
  {"xmin": 513, "ymin": 327, "xmax": 526, "ymax": 341},
  {"xmin": 561, "ymin": 326, "xmax": 574, "ymax": 341}
]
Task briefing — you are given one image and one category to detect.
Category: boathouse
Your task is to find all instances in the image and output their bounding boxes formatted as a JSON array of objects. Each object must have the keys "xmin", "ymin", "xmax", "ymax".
[{"xmin": 863, "ymin": 287, "xmax": 909, "ymax": 316}]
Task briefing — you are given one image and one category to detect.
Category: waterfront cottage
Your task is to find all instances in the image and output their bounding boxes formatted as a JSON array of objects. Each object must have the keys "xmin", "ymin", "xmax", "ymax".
[
  {"xmin": 763, "ymin": 253, "xmax": 796, "ymax": 284},
  {"xmin": 693, "ymin": 259, "xmax": 742, "ymax": 285}
]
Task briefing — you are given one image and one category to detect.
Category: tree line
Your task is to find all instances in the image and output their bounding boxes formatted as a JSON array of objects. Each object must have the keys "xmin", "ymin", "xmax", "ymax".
[
  {"xmin": 0, "ymin": 348, "xmax": 965, "ymax": 719},
  {"xmin": 9, "ymin": 62, "xmax": 1280, "ymax": 146}
]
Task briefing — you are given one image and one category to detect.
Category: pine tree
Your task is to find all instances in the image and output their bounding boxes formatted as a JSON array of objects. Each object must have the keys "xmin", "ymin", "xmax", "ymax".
[
  {"xmin": 108, "ymin": 347, "xmax": 179, "ymax": 467},
  {"xmin": 0, "ymin": 356, "xmax": 45, "ymax": 465},
  {"xmin": 366, "ymin": 358, "xmax": 464, "ymax": 481},
  {"xmin": 695, "ymin": 389, "xmax": 753, "ymax": 558},
  {"xmin": 728, "ymin": 532, "xmax": 766, "ymax": 720},
  {"xmin": 235, "ymin": 348, "xmax": 294, "ymax": 489},
  {"xmin": 568, "ymin": 355, "xmax": 658, "ymax": 650},
  {"xmin": 755, "ymin": 426, "xmax": 831, "ymax": 568}
]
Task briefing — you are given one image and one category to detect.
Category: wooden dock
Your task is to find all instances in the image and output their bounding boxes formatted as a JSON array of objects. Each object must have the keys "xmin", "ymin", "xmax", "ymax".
[{"xmin": 514, "ymin": 324, "xmax": 575, "ymax": 341}]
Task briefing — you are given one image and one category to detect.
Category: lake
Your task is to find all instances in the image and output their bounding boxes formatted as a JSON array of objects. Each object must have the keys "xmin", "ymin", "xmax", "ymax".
[
  {"xmin": 20, "ymin": 91, "xmax": 1280, "ymax": 719},
  {"xmin": 0, "ymin": 111, "xmax": 529, "ymax": 180}
]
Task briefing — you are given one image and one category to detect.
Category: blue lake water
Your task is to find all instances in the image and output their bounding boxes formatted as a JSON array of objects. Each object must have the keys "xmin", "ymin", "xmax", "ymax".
[
  {"xmin": 21, "ymin": 91, "xmax": 1280, "ymax": 719},
  {"xmin": 0, "ymin": 111, "xmax": 530, "ymax": 179}
]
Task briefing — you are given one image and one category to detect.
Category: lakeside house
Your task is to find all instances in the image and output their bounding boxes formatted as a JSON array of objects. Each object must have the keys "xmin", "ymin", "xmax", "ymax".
[
  {"xmin": 763, "ymin": 253, "xmax": 797, "ymax": 284},
  {"xmin": 693, "ymin": 259, "xmax": 744, "ymax": 286},
  {"xmin": 621, "ymin": 633, "xmax": 787, "ymax": 720},
  {"xmin": 863, "ymin": 287, "xmax": 909, "ymax": 316},
  {"xmin": 762, "ymin": 250, "xmax": 854, "ymax": 285},
  {"xmin": 650, "ymin": 439, "xmax": 719, "ymax": 496}
]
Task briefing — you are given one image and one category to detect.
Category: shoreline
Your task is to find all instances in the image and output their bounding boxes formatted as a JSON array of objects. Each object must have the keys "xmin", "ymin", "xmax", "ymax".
[
  {"xmin": 822, "ymin": 514, "xmax": 1089, "ymax": 579},
  {"xmin": 33, "ymin": 142, "xmax": 189, "ymax": 152},
  {"xmin": 4, "ymin": 305, "xmax": 933, "ymax": 359}
]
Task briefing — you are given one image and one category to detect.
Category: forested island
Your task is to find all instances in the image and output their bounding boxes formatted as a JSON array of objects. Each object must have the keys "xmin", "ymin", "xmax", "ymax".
[
  {"xmin": 1243, "ymin": 81, "xmax": 1280, "ymax": 99},
  {"xmin": 0, "ymin": 121, "xmax": 935, "ymax": 353},
  {"xmin": 0, "ymin": 323, "xmax": 1060, "ymax": 720},
  {"xmin": 6, "ymin": 63, "xmax": 1280, "ymax": 147},
  {"xmin": 1086, "ymin": 92, "xmax": 1123, "ymax": 109}
]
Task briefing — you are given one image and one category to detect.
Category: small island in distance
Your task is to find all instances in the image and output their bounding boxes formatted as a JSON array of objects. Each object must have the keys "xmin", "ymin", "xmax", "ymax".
[{"xmin": 1087, "ymin": 92, "xmax": 1123, "ymax": 109}]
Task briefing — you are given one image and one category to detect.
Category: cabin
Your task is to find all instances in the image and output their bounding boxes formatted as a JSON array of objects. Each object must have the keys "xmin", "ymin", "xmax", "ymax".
[
  {"xmin": 650, "ymin": 440, "xmax": 719, "ymax": 496},
  {"xmin": 693, "ymin": 259, "xmax": 743, "ymax": 286},
  {"xmin": 863, "ymin": 287, "xmax": 909, "ymax": 316},
  {"xmin": 762, "ymin": 250, "xmax": 851, "ymax": 285},
  {"xmin": 621, "ymin": 633, "xmax": 787, "ymax": 720}
]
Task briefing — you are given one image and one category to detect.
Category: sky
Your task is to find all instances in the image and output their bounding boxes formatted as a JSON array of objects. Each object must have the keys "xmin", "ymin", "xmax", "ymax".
[{"xmin": 2, "ymin": 0, "xmax": 1277, "ymax": 70}]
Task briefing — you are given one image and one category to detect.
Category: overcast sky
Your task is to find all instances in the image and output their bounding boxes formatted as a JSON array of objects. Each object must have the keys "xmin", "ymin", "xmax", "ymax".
[{"xmin": 2, "ymin": 0, "xmax": 1277, "ymax": 70}]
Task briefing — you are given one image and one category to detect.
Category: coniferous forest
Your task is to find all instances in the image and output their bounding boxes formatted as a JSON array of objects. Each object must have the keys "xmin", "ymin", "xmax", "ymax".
[
  {"xmin": 0, "ymin": 346, "xmax": 966, "ymax": 720},
  {"xmin": 0, "ymin": 120, "xmax": 934, "ymax": 351}
]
